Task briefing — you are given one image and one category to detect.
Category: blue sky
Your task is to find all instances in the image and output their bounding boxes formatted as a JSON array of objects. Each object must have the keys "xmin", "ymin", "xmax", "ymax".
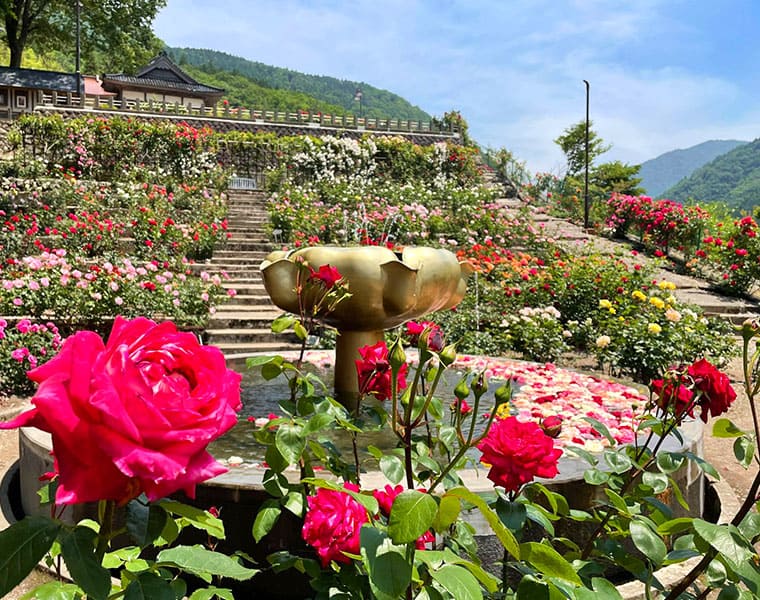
[{"xmin": 154, "ymin": 0, "xmax": 760, "ymax": 173}]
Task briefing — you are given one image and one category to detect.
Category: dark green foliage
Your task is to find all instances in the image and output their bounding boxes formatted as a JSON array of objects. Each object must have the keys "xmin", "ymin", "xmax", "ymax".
[
  {"xmin": 639, "ymin": 139, "xmax": 748, "ymax": 197},
  {"xmin": 664, "ymin": 137, "xmax": 760, "ymax": 210},
  {"xmin": 166, "ymin": 47, "xmax": 431, "ymax": 121}
]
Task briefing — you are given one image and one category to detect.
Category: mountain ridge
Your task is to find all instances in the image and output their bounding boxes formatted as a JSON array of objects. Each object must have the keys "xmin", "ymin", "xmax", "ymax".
[
  {"xmin": 167, "ymin": 47, "xmax": 432, "ymax": 121},
  {"xmin": 639, "ymin": 139, "xmax": 748, "ymax": 197}
]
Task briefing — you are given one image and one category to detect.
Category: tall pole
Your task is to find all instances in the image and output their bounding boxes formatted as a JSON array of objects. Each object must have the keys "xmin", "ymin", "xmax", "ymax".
[
  {"xmin": 75, "ymin": 0, "xmax": 81, "ymax": 74},
  {"xmin": 583, "ymin": 79, "xmax": 590, "ymax": 230}
]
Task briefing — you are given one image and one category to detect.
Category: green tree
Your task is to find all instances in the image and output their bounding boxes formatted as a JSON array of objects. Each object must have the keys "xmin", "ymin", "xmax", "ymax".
[
  {"xmin": 554, "ymin": 119, "xmax": 610, "ymax": 177},
  {"xmin": 1, "ymin": 0, "xmax": 165, "ymax": 71},
  {"xmin": 591, "ymin": 160, "xmax": 644, "ymax": 196}
]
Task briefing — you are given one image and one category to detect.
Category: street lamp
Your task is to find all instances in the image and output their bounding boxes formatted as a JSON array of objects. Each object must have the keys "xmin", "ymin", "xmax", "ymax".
[
  {"xmin": 353, "ymin": 88, "xmax": 363, "ymax": 119},
  {"xmin": 583, "ymin": 79, "xmax": 590, "ymax": 230}
]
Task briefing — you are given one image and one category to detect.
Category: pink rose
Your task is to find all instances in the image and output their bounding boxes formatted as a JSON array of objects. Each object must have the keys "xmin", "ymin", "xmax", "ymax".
[
  {"xmin": 302, "ymin": 483, "xmax": 369, "ymax": 567},
  {"xmin": 478, "ymin": 416, "xmax": 562, "ymax": 493},
  {"xmin": 0, "ymin": 316, "xmax": 242, "ymax": 505},
  {"xmin": 355, "ymin": 341, "xmax": 408, "ymax": 401}
]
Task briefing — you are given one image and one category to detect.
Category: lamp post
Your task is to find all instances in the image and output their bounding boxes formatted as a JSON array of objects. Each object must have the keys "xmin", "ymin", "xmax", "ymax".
[
  {"xmin": 354, "ymin": 88, "xmax": 363, "ymax": 119},
  {"xmin": 583, "ymin": 79, "xmax": 590, "ymax": 230}
]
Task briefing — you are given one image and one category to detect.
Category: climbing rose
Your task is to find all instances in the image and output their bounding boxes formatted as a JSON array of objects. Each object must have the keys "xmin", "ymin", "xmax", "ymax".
[
  {"xmin": 688, "ymin": 359, "xmax": 736, "ymax": 422},
  {"xmin": 302, "ymin": 483, "xmax": 369, "ymax": 567},
  {"xmin": 0, "ymin": 316, "xmax": 242, "ymax": 505},
  {"xmin": 478, "ymin": 416, "xmax": 562, "ymax": 493},
  {"xmin": 309, "ymin": 264, "xmax": 343, "ymax": 289},
  {"xmin": 355, "ymin": 341, "xmax": 408, "ymax": 400}
]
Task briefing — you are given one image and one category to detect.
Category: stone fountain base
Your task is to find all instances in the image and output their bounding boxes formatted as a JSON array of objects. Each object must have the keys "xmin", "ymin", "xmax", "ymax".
[{"xmin": 11, "ymin": 415, "xmax": 707, "ymax": 598}]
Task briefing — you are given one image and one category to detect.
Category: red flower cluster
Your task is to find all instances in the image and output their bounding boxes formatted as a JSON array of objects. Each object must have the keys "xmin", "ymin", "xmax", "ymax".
[
  {"xmin": 405, "ymin": 320, "xmax": 444, "ymax": 352},
  {"xmin": 355, "ymin": 341, "xmax": 408, "ymax": 401},
  {"xmin": 302, "ymin": 483, "xmax": 369, "ymax": 567},
  {"xmin": 477, "ymin": 416, "xmax": 562, "ymax": 493},
  {"xmin": 650, "ymin": 359, "xmax": 736, "ymax": 423}
]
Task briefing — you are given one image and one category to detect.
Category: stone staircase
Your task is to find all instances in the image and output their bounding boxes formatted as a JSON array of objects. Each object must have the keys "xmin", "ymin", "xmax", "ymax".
[{"xmin": 198, "ymin": 190, "xmax": 299, "ymax": 359}]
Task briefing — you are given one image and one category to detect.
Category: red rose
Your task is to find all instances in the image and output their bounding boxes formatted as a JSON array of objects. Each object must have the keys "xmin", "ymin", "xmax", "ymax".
[
  {"xmin": 373, "ymin": 483, "xmax": 404, "ymax": 516},
  {"xmin": 309, "ymin": 264, "xmax": 343, "ymax": 289},
  {"xmin": 651, "ymin": 377, "xmax": 695, "ymax": 418},
  {"xmin": 302, "ymin": 483, "xmax": 369, "ymax": 567},
  {"xmin": 688, "ymin": 359, "xmax": 737, "ymax": 422},
  {"xmin": 355, "ymin": 341, "xmax": 408, "ymax": 401},
  {"xmin": 477, "ymin": 416, "xmax": 562, "ymax": 493},
  {"xmin": 1, "ymin": 317, "xmax": 242, "ymax": 505}
]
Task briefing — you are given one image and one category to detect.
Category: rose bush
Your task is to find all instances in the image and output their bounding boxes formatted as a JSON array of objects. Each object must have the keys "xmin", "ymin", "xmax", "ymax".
[{"xmin": 0, "ymin": 316, "xmax": 242, "ymax": 504}]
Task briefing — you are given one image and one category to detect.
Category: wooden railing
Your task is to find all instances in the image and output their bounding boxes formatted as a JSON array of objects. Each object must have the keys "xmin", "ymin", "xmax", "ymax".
[{"xmin": 38, "ymin": 92, "xmax": 458, "ymax": 136}]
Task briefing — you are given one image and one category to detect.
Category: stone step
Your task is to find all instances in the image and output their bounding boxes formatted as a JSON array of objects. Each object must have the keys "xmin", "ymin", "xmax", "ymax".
[
  {"xmin": 208, "ymin": 312, "xmax": 282, "ymax": 329},
  {"xmin": 219, "ymin": 294, "xmax": 274, "ymax": 306},
  {"xmin": 212, "ymin": 340, "xmax": 302, "ymax": 355},
  {"xmin": 216, "ymin": 242, "xmax": 273, "ymax": 252},
  {"xmin": 205, "ymin": 327, "xmax": 287, "ymax": 345},
  {"xmin": 705, "ymin": 311, "xmax": 760, "ymax": 325}
]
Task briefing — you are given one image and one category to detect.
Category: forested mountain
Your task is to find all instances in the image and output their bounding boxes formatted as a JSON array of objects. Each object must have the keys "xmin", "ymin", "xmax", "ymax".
[
  {"xmin": 639, "ymin": 139, "xmax": 747, "ymax": 197},
  {"xmin": 167, "ymin": 47, "xmax": 431, "ymax": 120},
  {"xmin": 663, "ymin": 138, "xmax": 760, "ymax": 211}
]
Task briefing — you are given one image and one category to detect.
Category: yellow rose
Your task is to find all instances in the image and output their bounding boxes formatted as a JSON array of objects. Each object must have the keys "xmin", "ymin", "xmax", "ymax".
[
  {"xmin": 632, "ymin": 290, "xmax": 647, "ymax": 302},
  {"xmin": 648, "ymin": 323, "xmax": 662, "ymax": 334},
  {"xmin": 599, "ymin": 299, "xmax": 612, "ymax": 309},
  {"xmin": 649, "ymin": 297, "xmax": 665, "ymax": 309}
]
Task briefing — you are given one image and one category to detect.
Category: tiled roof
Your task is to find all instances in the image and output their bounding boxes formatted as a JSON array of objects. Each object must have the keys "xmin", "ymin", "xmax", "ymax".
[
  {"xmin": 101, "ymin": 74, "xmax": 223, "ymax": 94},
  {"xmin": 0, "ymin": 67, "xmax": 79, "ymax": 92}
]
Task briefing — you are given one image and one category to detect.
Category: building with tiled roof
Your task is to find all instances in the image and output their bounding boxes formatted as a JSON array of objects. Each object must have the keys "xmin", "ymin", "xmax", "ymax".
[
  {"xmin": 0, "ymin": 67, "xmax": 81, "ymax": 115},
  {"xmin": 101, "ymin": 52, "xmax": 224, "ymax": 108}
]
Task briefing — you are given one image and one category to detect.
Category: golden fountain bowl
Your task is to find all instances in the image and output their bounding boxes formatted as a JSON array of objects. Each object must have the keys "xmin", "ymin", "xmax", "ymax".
[{"xmin": 260, "ymin": 245, "xmax": 473, "ymax": 331}]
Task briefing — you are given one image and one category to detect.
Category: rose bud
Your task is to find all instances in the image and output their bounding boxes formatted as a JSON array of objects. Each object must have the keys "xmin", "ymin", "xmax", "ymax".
[{"xmin": 540, "ymin": 415, "xmax": 563, "ymax": 438}]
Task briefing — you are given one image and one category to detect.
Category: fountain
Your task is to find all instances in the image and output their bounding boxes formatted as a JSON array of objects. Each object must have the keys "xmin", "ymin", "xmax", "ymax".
[{"xmin": 260, "ymin": 245, "xmax": 472, "ymax": 407}]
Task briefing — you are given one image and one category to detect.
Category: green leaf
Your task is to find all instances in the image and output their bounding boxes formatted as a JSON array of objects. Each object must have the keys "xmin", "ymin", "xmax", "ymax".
[
  {"xmin": 682, "ymin": 452, "xmax": 719, "ymax": 478},
  {"xmin": 713, "ymin": 418, "xmax": 744, "ymax": 438},
  {"xmin": 582, "ymin": 416, "xmax": 616, "ymax": 445},
  {"xmin": 19, "ymin": 581, "xmax": 84, "ymax": 600},
  {"xmin": 603, "ymin": 449, "xmax": 632, "ymax": 474},
  {"xmin": 446, "ymin": 488, "xmax": 519, "ymax": 559},
  {"xmin": 126, "ymin": 500, "xmax": 168, "ymax": 546},
  {"xmin": 739, "ymin": 512, "xmax": 760, "ymax": 540},
  {"xmin": 261, "ymin": 361, "xmax": 284, "ymax": 380},
  {"xmin": 124, "ymin": 572, "xmax": 175, "ymax": 600},
  {"xmin": 293, "ymin": 321, "xmax": 308, "ymax": 340},
  {"xmin": 188, "ymin": 587, "xmax": 235, "ymax": 600},
  {"xmin": 157, "ymin": 545, "xmax": 258, "ymax": 581},
  {"xmin": 60, "ymin": 526, "xmax": 111, "ymax": 600},
  {"xmin": 603, "ymin": 489, "xmax": 630, "ymax": 516},
  {"xmin": 519, "ymin": 542, "xmax": 582, "ymax": 585},
  {"xmin": 360, "ymin": 527, "xmax": 411, "ymax": 600},
  {"xmin": 301, "ymin": 412, "xmax": 334, "ymax": 435},
  {"xmin": 429, "ymin": 564, "xmax": 482, "ymax": 600},
  {"xmin": 656, "ymin": 452, "xmax": 686, "ymax": 474},
  {"xmin": 563, "ymin": 445, "xmax": 598, "ymax": 466},
  {"xmin": 657, "ymin": 518, "xmax": 694, "ymax": 536},
  {"xmin": 432, "ymin": 494, "xmax": 461, "ymax": 532},
  {"xmin": 583, "ymin": 468, "xmax": 609, "ymax": 485},
  {"xmin": 0, "ymin": 516, "xmax": 61, "ymax": 597},
  {"xmin": 642, "ymin": 471, "xmax": 669, "ymax": 494},
  {"xmin": 270, "ymin": 315, "xmax": 297, "ymax": 333},
  {"xmin": 252, "ymin": 500, "xmax": 282, "ymax": 543},
  {"xmin": 282, "ymin": 491, "xmax": 305, "ymax": 517},
  {"xmin": 517, "ymin": 576, "xmax": 549, "ymax": 600},
  {"xmin": 158, "ymin": 501, "xmax": 225, "ymax": 539},
  {"xmin": 630, "ymin": 518, "xmax": 667, "ymax": 567},
  {"xmin": 379, "ymin": 455, "xmax": 404, "ymax": 484},
  {"xmin": 693, "ymin": 520, "xmax": 754, "ymax": 568},
  {"xmin": 275, "ymin": 423, "xmax": 306, "ymax": 464},
  {"xmin": 495, "ymin": 498, "xmax": 527, "ymax": 531},
  {"xmin": 734, "ymin": 436, "xmax": 755, "ymax": 468},
  {"xmin": 388, "ymin": 490, "xmax": 437, "ymax": 544},
  {"xmin": 246, "ymin": 354, "xmax": 282, "ymax": 367}
]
